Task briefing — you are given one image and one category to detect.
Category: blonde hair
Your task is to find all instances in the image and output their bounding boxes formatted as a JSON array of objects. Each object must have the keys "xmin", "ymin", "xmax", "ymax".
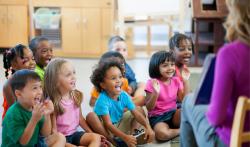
[
  {"xmin": 44, "ymin": 58, "xmax": 82, "ymax": 115},
  {"xmin": 224, "ymin": 0, "xmax": 250, "ymax": 45}
]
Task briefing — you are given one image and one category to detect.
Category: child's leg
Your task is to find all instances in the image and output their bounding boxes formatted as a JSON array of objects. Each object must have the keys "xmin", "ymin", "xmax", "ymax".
[
  {"xmin": 172, "ymin": 109, "xmax": 181, "ymax": 127},
  {"xmin": 46, "ymin": 132, "xmax": 66, "ymax": 147},
  {"xmin": 154, "ymin": 122, "xmax": 179, "ymax": 141},
  {"xmin": 132, "ymin": 82, "xmax": 146, "ymax": 106},
  {"xmin": 86, "ymin": 112, "xmax": 114, "ymax": 144},
  {"xmin": 79, "ymin": 133, "xmax": 101, "ymax": 147},
  {"xmin": 130, "ymin": 106, "xmax": 148, "ymax": 134}
]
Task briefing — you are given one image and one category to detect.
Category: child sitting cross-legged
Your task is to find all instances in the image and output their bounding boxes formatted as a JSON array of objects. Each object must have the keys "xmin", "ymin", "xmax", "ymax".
[
  {"xmin": 90, "ymin": 57, "xmax": 155, "ymax": 147},
  {"xmin": 2, "ymin": 69, "xmax": 66, "ymax": 147}
]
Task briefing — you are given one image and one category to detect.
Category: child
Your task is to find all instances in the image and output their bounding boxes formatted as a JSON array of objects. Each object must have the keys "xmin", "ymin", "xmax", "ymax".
[
  {"xmin": 89, "ymin": 51, "xmax": 133, "ymax": 107},
  {"xmin": 108, "ymin": 36, "xmax": 145, "ymax": 106},
  {"xmin": 145, "ymin": 51, "xmax": 184, "ymax": 141},
  {"xmin": 2, "ymin": 44, "xmax": 36, "ymax": 118},
  {"xmin": 2, "ymin": 69, "xmax": 65, "ymax": 147},
  {"xmin": 169, "ymin": 33, "xmax": 193, "ymax": 94},
  {"xmin": 44, "ymin": 58, "xmax": 105, "ymax": 147},
  {"xmin": 29, "ymin": 36, "xmax": 53, "ymax": 81},
  {"xmin": 91, "ymin": 57, "xmax": 154, "ymax": 146}
]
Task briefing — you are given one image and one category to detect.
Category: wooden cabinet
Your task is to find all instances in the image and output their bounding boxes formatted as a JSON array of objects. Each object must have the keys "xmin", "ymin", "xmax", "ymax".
[
  {"xmin": 0, "ymin": 1, "xmax": 28, "ymax": 48},
  {"xmin": 61, "ymin": 7, "xmax": 102, "ymax": 56},
  {"xmin": 31, "ymin": 0, "xmax": 114, "ymax": 58}
]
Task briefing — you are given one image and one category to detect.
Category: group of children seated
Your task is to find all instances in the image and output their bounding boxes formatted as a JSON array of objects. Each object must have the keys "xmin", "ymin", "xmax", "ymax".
[{"xmin": 2, "ymin": 33, "xmax": 194, "ymax": 147}]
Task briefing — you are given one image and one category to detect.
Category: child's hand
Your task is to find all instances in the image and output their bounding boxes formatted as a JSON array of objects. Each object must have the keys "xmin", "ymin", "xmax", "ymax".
[
  {"xmin": 152, "ymin": 79, "xmax": 160, "ymax": 94},
  {"xmin": 127, "ymin": 86, "xmax": 133, "ymax": 95},
  {"xmin": 100, "ymin": 135, "xmax": 112, "ymax": 147},
  {"xmin": 144, "ymin": 127, "xmax": 155, "ymax": 143},
  {"xmin": 42, "ymin": 99, "xmax": 54, "ymax": 115},
  {"xmin": 123, "ymin": 135, "xmax": 137, "ymax": 147},
  {"xmin": 32, "ymin": 102, "xmax": 44, "ymax": 122},
  {"xmin": 181, "ymin": 67, "xmax": 190, "ymax": 81}
]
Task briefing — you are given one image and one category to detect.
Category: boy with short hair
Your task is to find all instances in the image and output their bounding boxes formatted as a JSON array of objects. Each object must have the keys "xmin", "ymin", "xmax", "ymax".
[
  {"xmin": 2, "ymin": 69, "xmax": 65, "ymax": 147},
  {"xmin": 29, "ymin": 36, "xmax": 53, "ymax": 81}
]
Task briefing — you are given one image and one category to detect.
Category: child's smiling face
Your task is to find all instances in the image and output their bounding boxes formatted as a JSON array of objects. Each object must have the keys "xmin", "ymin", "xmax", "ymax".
[
  {"xmin": 174, "ymin": 39, "xmax": 192, "ymax": 66},
  {"xmin": 57, "ymin": 62, "xmax": 76, "ymax": 94},
  {"xmin": 35, "ymin": 40, "xmax": 53, "ymax": 67},
  {"xmin": 159, "ymin": 60, "xmax": 175, "ymax": 80},
  {"xmin": 100, "ymin": 66, "xmax": 123, "ymax": 99},
  {"xmin": 15, "ymin": 79, "xmax": 43, "ymax": 110},
  {"xmin": 12, "ymin": 48, "xmax": 36, "ymax": 71},
  {"xmin": 112, "ymin": 41, "xmax": 128, "ymax": 59}
]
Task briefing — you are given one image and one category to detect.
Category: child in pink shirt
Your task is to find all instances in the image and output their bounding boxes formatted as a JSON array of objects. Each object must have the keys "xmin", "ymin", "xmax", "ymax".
[{"xmin": 145, "ymin": 51, "xmax": 184, "ymax": 141}]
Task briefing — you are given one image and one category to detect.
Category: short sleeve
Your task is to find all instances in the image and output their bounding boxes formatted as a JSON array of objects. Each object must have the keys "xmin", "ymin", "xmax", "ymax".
[
  {"xmin": 123, "ymin": 92, "xmax": 136, "ymax": 111},
  {"xmin": 90, "ymin": 87, "xmax": 99, "ymax": 100},
  {"xmin": 4, "ymin": 111, "xmax": 25, "ymax": 144},
  {"xmin": 175, "ymin": 77, "xmax": 184, "ymax": 90},
  {"xmin": 94, "ymin": 96, "xmax": 109, "ymax": 116},
  {"xmin": 145, "ymin": 79, "xmax": 154, "ymax": 93}
]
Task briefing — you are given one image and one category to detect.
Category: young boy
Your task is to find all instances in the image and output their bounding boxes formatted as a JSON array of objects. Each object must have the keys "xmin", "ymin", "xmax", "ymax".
[
  {"xmin": 29, "ymin": 36, "xmax": 53, "ymax": 81},
  {"xmin": 90, "ymin": 58, "xmax": 154, "ymax": 147},
  {"xmin": 108, "ymin": 36, "xmax": 145, "ymax": 106},
  {"xmin": 2, "ymin": 69, "xmax": 65, "ymax": 147}
]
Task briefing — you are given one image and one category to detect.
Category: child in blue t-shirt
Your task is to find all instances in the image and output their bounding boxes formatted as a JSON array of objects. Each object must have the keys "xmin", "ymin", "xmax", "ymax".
[{"xmin": 91, "ymin": 57, "xmax": 154, "ymax": 147}]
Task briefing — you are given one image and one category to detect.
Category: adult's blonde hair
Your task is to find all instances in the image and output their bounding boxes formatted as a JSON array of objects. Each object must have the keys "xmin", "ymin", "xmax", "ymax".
[
  {"xmin": 224, "ymin": 0, "xmax": 250, "ymax": 45},
  {"xmin": 44, "ymin": 58, "xmax": 82, "ymax": 115}
]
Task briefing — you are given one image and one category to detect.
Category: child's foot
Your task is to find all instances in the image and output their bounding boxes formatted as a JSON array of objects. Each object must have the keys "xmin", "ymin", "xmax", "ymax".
[{"xmin": 132, "ymin": 129, "xmax": 147, "ymax": 145}]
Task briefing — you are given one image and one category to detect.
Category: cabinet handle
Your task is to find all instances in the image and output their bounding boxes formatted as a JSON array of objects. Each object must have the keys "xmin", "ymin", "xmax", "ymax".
[
  {"xmin": 106, "ymin": 2, "xmax": 111, "ymax": 6},
  {"xmin": 82, "ymin": 18, "xmax": 87, "ymax": 28},
  {"xmin": 76, "ymin": 18, "xmax": 80, "ymax": 28}
]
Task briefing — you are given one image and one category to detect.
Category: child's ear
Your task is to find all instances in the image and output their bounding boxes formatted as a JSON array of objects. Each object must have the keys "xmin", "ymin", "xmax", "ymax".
[
  {"xmin": 100, "ymin": 82, "xmax": 105, "ymax": 90},
  {"xmin": 14, "ymin": 89, "xmax": 22, "ymax": 99}
]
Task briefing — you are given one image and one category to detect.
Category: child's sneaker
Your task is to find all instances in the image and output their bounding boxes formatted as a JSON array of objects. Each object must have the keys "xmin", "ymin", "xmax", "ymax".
[{"xmin": 132, "ymin": 129, "xmax": 147, "ymax": 145}]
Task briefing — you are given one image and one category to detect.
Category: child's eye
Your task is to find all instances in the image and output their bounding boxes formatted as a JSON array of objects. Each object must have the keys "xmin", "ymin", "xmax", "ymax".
[{"xmin": 188, "ymin": 48, "xmax": 192, "ymax": 51}]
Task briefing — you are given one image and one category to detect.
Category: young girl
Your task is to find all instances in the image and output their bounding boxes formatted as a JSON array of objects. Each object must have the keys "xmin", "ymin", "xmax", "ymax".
[
  {"xmin": 2, "ymin": 44, "xmax": 36, "ymax": 118},
  {"xmin": 44, "ymin": 58, "xmax": 105, "ymax": 147},
  {"xmin": 145, "ymin": 51, "xmax": 184, "ymax": 141},
  {"xmin": 90, "ymin": 57, "xmax": 154, "ymax": 146},
  {"xmin": 169, "ymin": 33, "xmax": 193, "ymax": 94}
]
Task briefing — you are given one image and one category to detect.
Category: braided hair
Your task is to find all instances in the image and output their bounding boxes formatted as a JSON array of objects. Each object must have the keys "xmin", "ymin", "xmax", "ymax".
[{"xmin": 3, "ymin": 44, "xmax": 26, "ymax": 79}]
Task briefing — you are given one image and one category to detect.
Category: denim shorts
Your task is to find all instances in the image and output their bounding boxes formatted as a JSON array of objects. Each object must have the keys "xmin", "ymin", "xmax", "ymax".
[
  {"xmin": 66, "ymin": 131, "xmax": 85, "ymax": 146},
  {"xmin": 149, "ymin": 109, "xmax": 176, "ymax": 129}
]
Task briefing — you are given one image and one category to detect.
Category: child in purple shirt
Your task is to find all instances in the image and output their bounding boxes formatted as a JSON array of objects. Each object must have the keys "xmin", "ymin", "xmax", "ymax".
[
  {"xmin": 145, "ymin": 51, "xmax": 184, "ymax": 141},
  {"xmin": 180, "ymin": 0, "xmax": 250, "ymax": 146}
]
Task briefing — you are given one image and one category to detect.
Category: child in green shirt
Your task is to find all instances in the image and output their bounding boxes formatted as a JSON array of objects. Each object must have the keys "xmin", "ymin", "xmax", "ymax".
[
  {"xmin": 29, "ymin": 36, "xmax": 53, "ymax": 81},
  {"xmin": 2, "ymin": 69, "xmax": 65, "ymax": 147}
]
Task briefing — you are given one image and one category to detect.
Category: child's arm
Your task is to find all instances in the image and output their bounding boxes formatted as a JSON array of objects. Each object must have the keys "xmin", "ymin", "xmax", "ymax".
[
  {"xmin": 89, "ymin": 96, "xmax": 97, "ymax": 107},
  {"xmin": 145, "ymin": 79, "xmax": 160, "ymax": 111},
  {"xmin": 40, "ymin": 100, "xmax": 54, "ymax": 137},
  {"xmin": 3, "ymin": 80, "xmax": 15, "ymax": 106},
  {"xmin": 177, "ymin": 88, "xmax": 185, "ymax": 102},
  {"xmin": 79, "ymin": 108, "xmax": 93, "ymax": 133},
  {"xmin": 101, "ymin": 115, "xmax": 137, "ymax": 146},
  {"xmin": 19, "ymin": 103, "xmax": 44, "ymax": 145},
  {"xmin": 130, "ymin": 109, "xmax": 154, "ymax": 143}
]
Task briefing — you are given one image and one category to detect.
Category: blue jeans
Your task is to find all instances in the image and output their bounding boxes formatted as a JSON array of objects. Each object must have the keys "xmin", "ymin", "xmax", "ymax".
[{"xmin": 180, "ymin": 94, "xmax": 226, "ymax": 147}]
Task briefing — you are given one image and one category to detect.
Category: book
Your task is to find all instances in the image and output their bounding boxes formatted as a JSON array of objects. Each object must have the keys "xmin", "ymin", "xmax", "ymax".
[{"xmin": 194, "ymin": 54, "xmax": 216, "ymax": 105}]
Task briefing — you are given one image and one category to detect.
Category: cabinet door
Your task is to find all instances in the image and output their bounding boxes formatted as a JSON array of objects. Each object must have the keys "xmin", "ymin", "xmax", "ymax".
[
  {"xmin": 82, "ymin": 8, "xmax": 101, "ymax": 55},
  {"xmin": 8, "ymin": 5, "xmax": 28, "ymax": 47},
  {"xmin": 0, "ymin": 6, "xmax": 8, "ymax": 47},
  {"xmin": 102, "ymin": 8, "xmax": 113, "ymax": 52},
  {"xmin": 61, "ymin": 8, "xmax": 82, "ymax": 54}
]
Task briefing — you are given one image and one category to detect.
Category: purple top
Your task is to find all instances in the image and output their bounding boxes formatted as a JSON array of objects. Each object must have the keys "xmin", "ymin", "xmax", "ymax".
[{"xmin": 206, "ymin": 41, "xmax": 250, "ymax": 145}]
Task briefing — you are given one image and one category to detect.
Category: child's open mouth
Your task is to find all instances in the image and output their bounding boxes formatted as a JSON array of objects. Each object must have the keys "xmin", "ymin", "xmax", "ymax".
[
  {"xmin": 115, "ymin": 85, "xmax": 121, "ymax": 91},
  {"xmin": 34, "ymin": 97, "xmax": 41, "ymax": 104}
]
